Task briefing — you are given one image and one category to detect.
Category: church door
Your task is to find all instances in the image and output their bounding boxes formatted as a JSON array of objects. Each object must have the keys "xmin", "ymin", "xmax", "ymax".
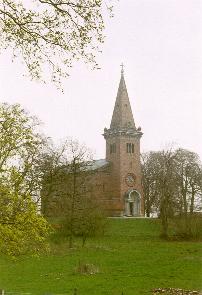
[
  {"xmin": 125, "ymin": 190, "xmax": 141, "ymax": 216},
  {"xmin": 129, "ymin": 202, "xmax": 134, "ymax": 215}
]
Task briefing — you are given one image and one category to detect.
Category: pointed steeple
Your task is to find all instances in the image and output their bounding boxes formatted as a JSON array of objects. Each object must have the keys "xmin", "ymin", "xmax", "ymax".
[
  {"xmin": 103, "ymin": 67, "xmax": 143, "ymax": 140},
  {"xmin": 110, "ymin": 68, "xmax": 136, "ymax": 130}
]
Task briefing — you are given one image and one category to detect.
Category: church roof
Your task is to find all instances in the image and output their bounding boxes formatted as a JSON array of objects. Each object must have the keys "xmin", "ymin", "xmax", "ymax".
[
  {"xmin": 87, "ymin": 159, "xmax": 109, "ymax": 171},
  {"xmin": 110, "ymin": 70, "xmax": 136, "ymax": 130}
]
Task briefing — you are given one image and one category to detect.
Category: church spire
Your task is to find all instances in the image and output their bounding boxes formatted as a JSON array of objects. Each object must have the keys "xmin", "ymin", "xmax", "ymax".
[{"xmin": 110, "ymin": 66, "xmax": 136, "ymax": 130}]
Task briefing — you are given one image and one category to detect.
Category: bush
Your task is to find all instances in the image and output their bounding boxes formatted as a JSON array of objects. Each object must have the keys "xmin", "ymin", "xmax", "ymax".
[
  {"xmin": 170, "ymin": 214, "xmax": 202, "ymax": 240},
  {"xmin": 76, "ymin": 260, "xmax": 100, "ymax": 275}
]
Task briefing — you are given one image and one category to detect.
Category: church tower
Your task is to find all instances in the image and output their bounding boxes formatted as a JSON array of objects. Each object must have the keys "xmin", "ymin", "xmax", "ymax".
[{"xmin": 103, "ymin": 67, "xmax": 144, "ymax": 216}]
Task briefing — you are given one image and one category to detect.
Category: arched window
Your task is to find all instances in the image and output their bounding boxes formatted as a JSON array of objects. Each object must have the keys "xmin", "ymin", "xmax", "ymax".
[
  {"xmin": 110, "ymin": 143, "xmax": 116, "ymax": 154},
  {"xmin": 126, "ymin": 143, "xmax": 134, "ymax": 153}
]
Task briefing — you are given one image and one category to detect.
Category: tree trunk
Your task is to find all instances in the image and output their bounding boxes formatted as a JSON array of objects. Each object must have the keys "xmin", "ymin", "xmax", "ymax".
[
  {"xmin": 182, "ymin": 193, "xmax": 189, "ymax": 235},
  {"xmin": 69, "ymin": 232, "xmax": 73, "ymax": 248},
  {"xmin": 82, "ymin": 235, "xmax": 87, "ymax": 247},
  {"xmin": 181, "ymin": 177, "xmax": 190, "ymax": 235},
  {"xmin": 69, "ymin": 160, "xmax": 77, "ymax": 248},
  {"xmin": 160, "ymin": 201, "xmax": 168, "ymax": 239},
  {"xmin": 161, "ymin": 215, "xmax": 168, "ymax": 238},
  {"xmin": 190, "ymin": 185, "xmax": 195, "ymax": 214},
  {"xmin": 147, "ymin": 201, "xmax": 151, "ymax": 217},
  {"xmin": 145, "ymin": 199, "xmax": 151, "ymax": 217}
]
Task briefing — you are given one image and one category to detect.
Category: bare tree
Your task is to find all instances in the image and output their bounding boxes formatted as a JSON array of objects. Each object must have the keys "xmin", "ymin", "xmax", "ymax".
[
  {"xmin": 174, "ymin": 148, "xmax": 202, "ymax": 214},
  {"xmin": 142, "ymin": 148, "xmax": 178, "ymax": 237},
  {"xmin": 142, "ymin": 146, "xmax": 202, "ymax": 239},
  {"xmin": 141, "ymin": 152, "xmax": 160, "ymax": 217},
  {"xmin": 41, "ymin": 139, "xmax": 106, "ymax": 248},
  {"xmin": 155, "ymin": 149, "xmax": 178, "ymax": 238},
  {"xmin": 172, "ymin": 148, "xmax": 202, "ymax": 236}
]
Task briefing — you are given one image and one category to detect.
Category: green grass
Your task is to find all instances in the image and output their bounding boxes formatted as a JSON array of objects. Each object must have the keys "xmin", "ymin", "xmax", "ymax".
[{"xmin": 0, "ymin": 218, "xmax": 202, "ymax": 295}]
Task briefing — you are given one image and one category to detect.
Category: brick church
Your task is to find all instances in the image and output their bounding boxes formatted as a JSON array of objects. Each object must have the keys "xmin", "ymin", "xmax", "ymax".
[
  {"xmin": 89, "ymin": 68, "xmax": 144, "ymax": 217},
  {"xmin": 42, "ymin": 68, "xmax": 144, "ymax": 218}
]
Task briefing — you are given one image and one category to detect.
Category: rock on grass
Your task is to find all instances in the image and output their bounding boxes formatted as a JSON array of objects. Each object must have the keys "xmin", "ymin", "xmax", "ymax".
[{"xmin": 152, "ymin": 288, "xmax": 200, "ymax": 294}]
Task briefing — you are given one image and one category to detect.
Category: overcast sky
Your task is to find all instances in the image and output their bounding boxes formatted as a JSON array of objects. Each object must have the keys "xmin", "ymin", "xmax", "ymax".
[{"xmin": 0, "ymin": 0, "xmax": 202, "ymax": 160}]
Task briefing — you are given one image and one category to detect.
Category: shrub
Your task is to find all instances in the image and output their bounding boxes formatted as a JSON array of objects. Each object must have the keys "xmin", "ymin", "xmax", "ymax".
[
  {"xmin": 170, "ymin": 213, "xmax": 202, "ymax": 240},
  {"xmin": 76, "ymin": 260, "xmax": 99, "ymax": 275}
]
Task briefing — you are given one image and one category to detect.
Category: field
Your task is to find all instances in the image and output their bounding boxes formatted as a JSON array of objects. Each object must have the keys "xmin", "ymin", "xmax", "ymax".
[{"xmin": 0, "ymin": 218, "xmax": 202, "ymax": 295}]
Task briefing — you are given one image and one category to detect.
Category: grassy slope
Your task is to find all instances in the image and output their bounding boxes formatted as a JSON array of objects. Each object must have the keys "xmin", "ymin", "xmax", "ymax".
[{"xmin": 0, "ymin": 218, "xmax": 202, "ymax": 295}]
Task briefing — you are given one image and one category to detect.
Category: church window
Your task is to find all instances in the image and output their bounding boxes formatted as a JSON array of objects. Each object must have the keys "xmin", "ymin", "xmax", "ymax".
[
  {"xmin": 127, "ymin": 143, "xmax": 134, "ymax": 153},
  {"xmin": 110, "ymin": 143, "xmax": 116, "ymax": 154},
  {"xmin": 126, "ymin": 143, "xmax": 129, "ymax": 153}
]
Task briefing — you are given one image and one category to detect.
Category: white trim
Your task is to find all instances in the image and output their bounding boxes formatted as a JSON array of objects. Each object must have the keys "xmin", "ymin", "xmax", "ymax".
[{"xmin": 125, "ymin": 190, "xmax": 141, "ymax": 216}]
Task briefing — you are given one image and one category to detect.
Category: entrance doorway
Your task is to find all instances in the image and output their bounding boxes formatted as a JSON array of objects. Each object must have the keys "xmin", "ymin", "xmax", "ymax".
[{"xmin": 125, "ymin": 190, "xmax": 141, "ymax": 216}]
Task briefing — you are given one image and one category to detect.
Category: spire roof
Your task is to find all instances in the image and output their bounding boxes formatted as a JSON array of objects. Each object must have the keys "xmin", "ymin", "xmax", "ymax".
[{"xmin": 110, "ymin": 69, "xmax": 136, "ymax": 130}]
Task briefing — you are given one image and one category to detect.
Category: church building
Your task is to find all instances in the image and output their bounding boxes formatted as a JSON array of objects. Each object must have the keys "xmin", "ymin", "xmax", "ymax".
[
  {"xmin": 89, "ymin": 68, "xmax": 144, "ymax": 217},
  {"xmin": 42, "ymin": 68, "xmax": 144, "ymax": 218}
]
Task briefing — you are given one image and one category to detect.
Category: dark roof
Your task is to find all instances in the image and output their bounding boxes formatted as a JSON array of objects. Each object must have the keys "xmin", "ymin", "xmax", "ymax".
[{"xmin": 86, "ymin": 159, "xmax": 109, "ymax": 171}]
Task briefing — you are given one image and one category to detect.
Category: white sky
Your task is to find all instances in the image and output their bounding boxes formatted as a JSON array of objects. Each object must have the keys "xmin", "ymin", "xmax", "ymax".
[{"xmin": 0, "ymin": 0, "xmax": 202, "ymax": 160}]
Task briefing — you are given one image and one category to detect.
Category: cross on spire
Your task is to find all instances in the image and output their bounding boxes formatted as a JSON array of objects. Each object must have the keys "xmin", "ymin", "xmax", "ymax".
[{"xmin": 120, "ymin": 63, "xmax": 124, "ymax": 75}]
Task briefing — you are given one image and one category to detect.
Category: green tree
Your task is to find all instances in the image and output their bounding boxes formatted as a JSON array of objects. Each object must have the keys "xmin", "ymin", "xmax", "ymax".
[
  {"xmin": 0, "ymin": 0, "xmax": 114, "ymax": 87},
  {"xmin": 74, "ymin": 199, "xmax": 107, "ymax": 247},
  {"xmin": 0, "ymin": 103, "xmax": 50, "ymax": 256},
  {"xmin": 0, "ymin": 186, "xmax": 50, "ymax": 256}
]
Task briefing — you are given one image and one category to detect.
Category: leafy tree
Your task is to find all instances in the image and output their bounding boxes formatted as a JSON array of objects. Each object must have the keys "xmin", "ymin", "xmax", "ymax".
[
  {"xmin": 71, "ymin": 193, "xmax": 107, "ymax": 247},
  {"xmin": 0, "ymin": 0, "xmax": 114, "ymax": 87},
  {"xmin": 0, "ymin": 103, "xmax": 45, "ymax": 198},
  {"xmin": 0, "ymin": 103, "xmax": 50, "ymax": 255},
  {"xmin": 0, "ymin": 186, "xmax": 50, "ymax": 256}
]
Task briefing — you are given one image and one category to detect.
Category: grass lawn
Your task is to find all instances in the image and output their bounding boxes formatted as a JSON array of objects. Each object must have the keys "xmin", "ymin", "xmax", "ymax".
[{"xmin": 0, "ymin": 218, "xmax": 202, "ymax": 295}]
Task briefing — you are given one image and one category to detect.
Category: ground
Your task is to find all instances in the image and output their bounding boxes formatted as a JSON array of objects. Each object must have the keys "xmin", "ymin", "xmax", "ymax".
[{"xmin": 0, "ymin": 219, "xmax": 201, "ymax": 295}]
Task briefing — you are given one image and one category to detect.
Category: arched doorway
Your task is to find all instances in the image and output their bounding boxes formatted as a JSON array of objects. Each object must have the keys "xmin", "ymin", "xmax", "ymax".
[{"xmin": 125, "ymin": 190, "xmax": 141, "ymax": 216}]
